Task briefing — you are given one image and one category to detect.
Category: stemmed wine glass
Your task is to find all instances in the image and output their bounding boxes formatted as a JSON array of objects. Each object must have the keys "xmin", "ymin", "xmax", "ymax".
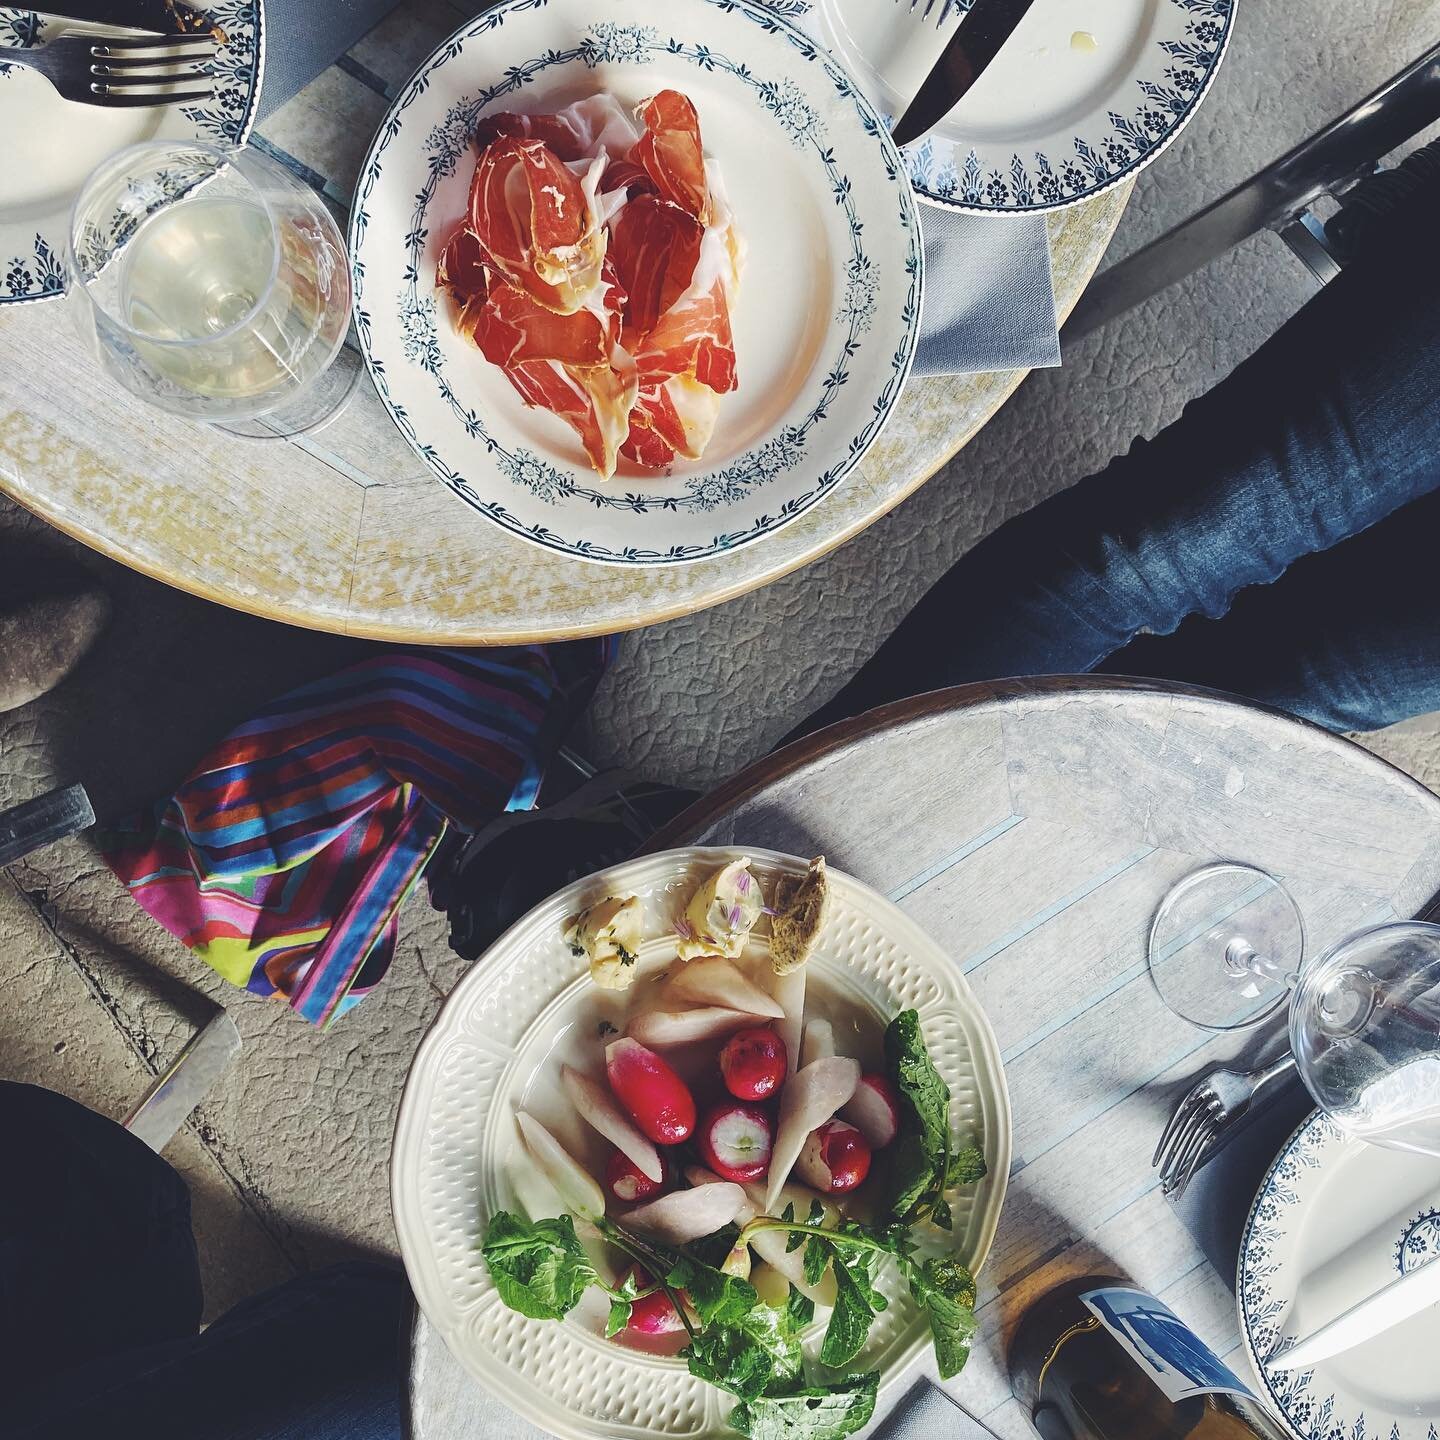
[
  {"xmin": 66, "ymin": 140, "xmax": 358, "ymax": 438},
  {"xmin": 1150, "ymin": 862, "xmax": 1440, "ymax": 1158}
]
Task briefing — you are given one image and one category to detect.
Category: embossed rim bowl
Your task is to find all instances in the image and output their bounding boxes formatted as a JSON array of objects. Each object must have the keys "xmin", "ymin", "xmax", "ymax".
[
  {"xmin": 391, "ymin": 846, "xmax": 1011, "ymax": 1440},
  {"xmin": 349, "ymin": 0, "xmax": 923, "ymax": 566},
  {"xmin": 1237, "ymin": 1109, "xmax": 1440, "ymax": 1439},
  {"xmin": 800, "ymin": 0, "xmax": 1237, "ymax": 215},
  {"xmin": 0, "ymin": 1, "xmax": 264, "ymax": 306}
]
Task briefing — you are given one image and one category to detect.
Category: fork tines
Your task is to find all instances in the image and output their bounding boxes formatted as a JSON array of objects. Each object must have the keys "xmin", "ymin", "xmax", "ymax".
[
  {"xmin": 895, "ymin": 0, "xmax": 963, "ymax": 22},
  {"xmin": 88, "ymin": 32, "xmax": 215, "ymax": 104}
]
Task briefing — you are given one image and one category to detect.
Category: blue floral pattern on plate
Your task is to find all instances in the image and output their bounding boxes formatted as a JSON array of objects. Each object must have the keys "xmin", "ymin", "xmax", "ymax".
[
  {"xmin": 1238, "ymin": 1112, "xmax": 1438, "ymax": 1440},
  {"xmin": 0, "ymin": 1, "xmax": 263, "ymax": 304},
  {"xmin": 760, "ymin": 0, "xmax": 1236, "ymax": 215},
  {"xmin": 349, "ymin": 0, "xmax": 922, "ymax": 566}
]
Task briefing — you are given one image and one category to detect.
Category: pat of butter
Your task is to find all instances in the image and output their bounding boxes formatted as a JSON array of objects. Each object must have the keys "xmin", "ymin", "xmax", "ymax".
[{"xmin": 1071, "ymin": 29, "xmax": 1099, "ymax": 51}]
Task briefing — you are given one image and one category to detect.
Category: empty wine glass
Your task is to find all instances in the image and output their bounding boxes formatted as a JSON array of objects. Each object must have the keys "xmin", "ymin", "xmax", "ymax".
[
  {"xmin": 1150, "ymin": 865, "xmax": 1440, "ymax": 1158},
  {"xmin": 66, "ymin": 139, "xmax": 358, "ymax": 438}
]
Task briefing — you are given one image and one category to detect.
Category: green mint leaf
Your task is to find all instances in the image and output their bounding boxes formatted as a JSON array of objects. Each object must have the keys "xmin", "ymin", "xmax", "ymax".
[
  {"xmin": 667, "ymin": 1253, "xmax": 757, "ymax": 1328},
  {"xmin": 883, "ymin": 1010, "xmax": 957, "ymax": 1223},
  {"xmin": 785, "ymin": 1287, "xmax": 815, "ymax": 1329},
  {"xmin": 929, "ymin": 1193, "xmax": 953, "ymax": 1232},
  {"xmin": 818, "ymin": 1263, "xmax": 876, "ymax": 1370},
  {"xmin": 480, "ymin": 1211, "xmax": 597, "ymax": 1321},
  {"xmin": 728, "ymin": 1374, "xmax": 879, "ymax": 1440},
  {"xmin": 606, "ymin": 1298, "xmax": 632, "ymax": 1337},
  {"xmin": 905, "ymin": 1256, "xmax": 978, "ymax": 1380},
  {"xmin": 802, "ymin": 1234, "xmax": 831, "ymax": 1288},
  {"xmin": 886, "ymin": 1134, "xmax": 935, "ymax": 1221},
  {"xmin": 686, "ymin": 1324, "xmax": 780, "ymax": 1401},
  {"xmin": 781, "ymin": 1202, "xmax": 796, "ymax": 1223},
  {"xmin": 946, "ymin": 1146, "xmax": 988, "ymax": 1187},
  {"xmin": 806, "ymin": 1199, "xmax": 827, "ymax": 1226},
  {"xmin": 688, "ymin": 1223, "xmax": 743, "ymax": 1272}
]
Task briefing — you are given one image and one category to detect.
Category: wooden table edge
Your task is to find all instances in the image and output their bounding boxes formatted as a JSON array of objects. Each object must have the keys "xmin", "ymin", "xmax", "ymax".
[{"xmin": 648, "ymin": 674, "xmax": 1440, "ymax": 855}]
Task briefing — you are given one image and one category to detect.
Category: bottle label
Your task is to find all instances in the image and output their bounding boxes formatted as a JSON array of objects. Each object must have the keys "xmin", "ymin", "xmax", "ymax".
[{"xmin": 1079, "ymin": 1286, "xmax": 1259, "ymax": 1405}]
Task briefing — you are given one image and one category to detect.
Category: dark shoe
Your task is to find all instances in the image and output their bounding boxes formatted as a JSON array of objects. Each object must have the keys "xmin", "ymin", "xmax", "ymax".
[
  {"xmin": 431, "ymin": 771, "xmax": 700, "ymax": 961},
  {"xmin": 0, "ymin": 584, "xmax": 110, "ymax": 714}
]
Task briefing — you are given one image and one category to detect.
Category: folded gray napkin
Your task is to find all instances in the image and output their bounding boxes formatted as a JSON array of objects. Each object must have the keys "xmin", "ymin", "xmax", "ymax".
[
  {"xmin": 255, "ymin": 0, "xmax": 402, "ymax": 119},
  {"xmin": 916, "ymin": 208, "xmax": 1060, "ymax": 377}
]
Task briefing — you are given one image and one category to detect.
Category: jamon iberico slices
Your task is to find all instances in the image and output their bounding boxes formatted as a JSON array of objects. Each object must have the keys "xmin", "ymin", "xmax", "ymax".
[{"xmin": 435, "ymin": 92, "xmax": 742, "ymax": 480}]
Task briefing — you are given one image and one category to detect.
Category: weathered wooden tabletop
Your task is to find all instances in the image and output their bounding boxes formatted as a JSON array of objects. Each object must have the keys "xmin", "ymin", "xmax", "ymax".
[
  {"xmin": 0, "ymin": 0, "xmax": 1127, "ymax": 644},
  {"xmin": 409, "ymin": 677, "xmax": 1440, "ymax": 1438}
]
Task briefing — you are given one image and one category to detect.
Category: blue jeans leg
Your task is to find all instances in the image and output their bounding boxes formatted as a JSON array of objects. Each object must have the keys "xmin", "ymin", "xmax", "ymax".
[{"xmin": 793, "ymin": 187, "xmax": 1440, "ymax": 739}]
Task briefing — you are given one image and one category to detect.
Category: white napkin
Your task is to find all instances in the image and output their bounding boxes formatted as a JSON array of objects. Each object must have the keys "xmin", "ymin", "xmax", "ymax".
[{"xmin": 916, "ymin": 207, "xmax": 1060, "ymax": 377}]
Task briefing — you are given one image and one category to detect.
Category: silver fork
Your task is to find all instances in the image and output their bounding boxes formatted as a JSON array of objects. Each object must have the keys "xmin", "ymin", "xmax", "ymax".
[
  {"xmin": 1152, "ymin": 1053, "xmax": 1298, "ymax": 1198},
  {"xmin": 2, "ymin": 32, "xmax": 216, "ymax": 108},
  {"xmin": 896, "ymin": 0, "xmax": 964, "ymax": 23}
]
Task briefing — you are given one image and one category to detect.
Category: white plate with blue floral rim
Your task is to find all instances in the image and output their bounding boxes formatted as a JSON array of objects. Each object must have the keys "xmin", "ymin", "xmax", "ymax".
[
  {"xmin": 754, "ymin": 0, "xmax": 1235, "ymax": 215},
  {"xmin": 1237, "ymin": 1109, "xmax": 1440, "ymax": 1440},
  {"xmin": 0, "ymin": 3, "xmax": 263, "ymax": 305},
  {"xmin": 349, "ymin": 0, "xmax": 923, "ymax": 567}
]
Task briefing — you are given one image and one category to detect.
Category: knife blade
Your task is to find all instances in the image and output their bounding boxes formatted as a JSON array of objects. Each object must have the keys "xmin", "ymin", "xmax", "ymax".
[
  {"xmin": 26, "ymin": 1, "xmax": 211, "ymax": 34},
  {"xmin": 1266, "ymin": 1257, "xmax": 1440, "ymax": 1373},
  {"xmin": 891, "ymin": 0, "xmax": 1038, "ymax": 148}
]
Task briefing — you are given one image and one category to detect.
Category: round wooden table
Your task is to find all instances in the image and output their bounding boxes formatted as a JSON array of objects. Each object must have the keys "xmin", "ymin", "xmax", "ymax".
[
  {"xmin": 0, "ymin": 194, "xmax": 1126, "ymax": 644},
  {"xmin": 407, "ymin": 676, "xmax": 1440, "ymax": 1438}
]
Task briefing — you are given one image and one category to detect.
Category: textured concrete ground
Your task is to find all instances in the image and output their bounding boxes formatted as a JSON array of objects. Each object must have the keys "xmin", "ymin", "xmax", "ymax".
[{"xmin": 1, "ymin": 0, "xmax": 1437, "ymax": 1331}]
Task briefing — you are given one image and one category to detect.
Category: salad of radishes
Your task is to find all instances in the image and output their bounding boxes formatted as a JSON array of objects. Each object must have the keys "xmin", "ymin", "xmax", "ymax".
[{"xmin": 482, "ymin": 859, "xmax": 988, "ymax": 1440}]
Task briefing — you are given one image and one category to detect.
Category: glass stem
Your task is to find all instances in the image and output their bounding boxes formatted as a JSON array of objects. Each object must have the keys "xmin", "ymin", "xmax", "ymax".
[{"xmin": 1225, "ymin": 937, "xmax": 1297, "ymax": 988}]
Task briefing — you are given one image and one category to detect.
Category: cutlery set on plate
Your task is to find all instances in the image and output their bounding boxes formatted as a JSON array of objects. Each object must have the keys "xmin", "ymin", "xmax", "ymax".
[{"xmin": 0, "ymin": 3, "xmax": 215, "ymax": 108}]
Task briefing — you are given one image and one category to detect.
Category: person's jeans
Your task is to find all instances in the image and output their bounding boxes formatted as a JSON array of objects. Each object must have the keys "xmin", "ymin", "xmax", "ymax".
[
  {"xmin": 793, "ymin": 181, "xmax": 1440, "ymax": 740},
  {"xmin": 1, "ymin": 1081, "xmax": 406, "ymax": 1440}
]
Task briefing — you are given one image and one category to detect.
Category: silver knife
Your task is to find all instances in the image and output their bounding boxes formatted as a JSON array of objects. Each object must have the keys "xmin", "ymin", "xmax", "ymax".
[
  {"xmin": 1266, "ymin": 1257, "xmax": 1440, "ymax": 1373},
  {"xmin": 891, "ymin": 0, "xmax": 1038, "ymax": 148}
]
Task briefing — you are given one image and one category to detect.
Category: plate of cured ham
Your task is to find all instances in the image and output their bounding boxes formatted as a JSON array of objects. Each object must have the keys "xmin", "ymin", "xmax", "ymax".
[{"xmin": 350, "ymin": 0, "xmax": 923, "ymax": 565}]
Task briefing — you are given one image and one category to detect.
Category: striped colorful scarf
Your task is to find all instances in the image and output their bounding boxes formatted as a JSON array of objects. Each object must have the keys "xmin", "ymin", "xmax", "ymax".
[{"xmin": 101, "ymin": 643, "xmax": 610, "ymax": 1028}]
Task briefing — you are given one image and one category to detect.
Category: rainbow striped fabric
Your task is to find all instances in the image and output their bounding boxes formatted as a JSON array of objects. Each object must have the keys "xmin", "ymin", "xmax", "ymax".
[{"xmin": 101, "ymin": 643, "xmax": 610, "ymax": 1028}]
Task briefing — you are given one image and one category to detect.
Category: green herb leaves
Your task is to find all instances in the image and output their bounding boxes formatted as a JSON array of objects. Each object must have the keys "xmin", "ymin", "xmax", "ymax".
[
  {"xmin": 728, "ymin": 1374, "xmax": 879, "ymax": 1440},
  {"xmin": 883, "ymin": 1010, "xmax": 987, "ymax": 1229},
  {"xmin": 480, "ymin": 1212, "xmax": 597, "ymax": 1320},
  {"xmin": 907, "ymin": 1256, "xmax": 978, "ymax": 1379}
]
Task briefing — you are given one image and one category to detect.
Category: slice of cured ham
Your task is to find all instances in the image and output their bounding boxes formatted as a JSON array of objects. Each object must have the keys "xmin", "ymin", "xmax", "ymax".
[
  {"xmin": 633, "ymin": 90, "xmax": 711, "ymax": 222},
  {"xmin": 467, "ymin": 137, "xmax": 604, "ymax": 315},
  {"xmin": 440, "ymin": 89, "xmax": 742, "ymax": 478}
]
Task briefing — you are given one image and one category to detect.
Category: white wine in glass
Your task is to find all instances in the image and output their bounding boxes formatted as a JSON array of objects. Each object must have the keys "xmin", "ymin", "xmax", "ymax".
[{"xmin": 68, "ymin": 140, "xmax": 356, "ymax": 437}]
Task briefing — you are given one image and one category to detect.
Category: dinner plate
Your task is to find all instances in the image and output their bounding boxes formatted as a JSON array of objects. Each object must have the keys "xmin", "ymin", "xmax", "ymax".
[
  {"xmin": 392, "ymin": 846, "xmax": 1011, "ymax": 1440},
  {"xmin": 0, "ymin": 2, "xmax": 263, "ymax": 305},
  {"xmin": 760, "ymin": 0, "xmax": 1235, "ymax": 214},
  {"xmin": 349, "ymin": 0, "xmax": 923, "ymax": 566},
  {"xmin": 1237, "ymin": 1110, "xmax": 1440, "ymax": 1440}
]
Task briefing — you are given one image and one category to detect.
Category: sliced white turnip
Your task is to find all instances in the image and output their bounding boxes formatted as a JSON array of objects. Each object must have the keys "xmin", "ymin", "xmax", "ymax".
[
  {"xmin": 773, "ymin": 966, "xmax": 806, "ymax": 1078},
  {"xmin": 765, "ymin": 1056, "xmax": 860, "ymax": 1212},
  {"xmin": 624, "ymin": 1182, "xmax": 745, "ymax": 1244},
  {"xmin": 627, "ymin": 1006, "xmax": 754, "ymax": 1048},
  {"xmin": 799, "ymin": 1018, "xmax": 835, "ymax": 1069},
  {"xmin": 840, "ymin": 1073, "xmax": 901, "ymax": 1148},
  {"xmin": 665, "ymin": 955, "xmax": 785, "ymax": 1018},
  {"xmin": 561, "ymin": 1065, "xmax": 664, "ymax": 1184},
  {"xmin": 515, "ymin": 1111, "xmax": 604, "ymax": 1221},
  {"xmin": 685, "ymin": 1164, "xmax": 759, "ymax": 1223}
]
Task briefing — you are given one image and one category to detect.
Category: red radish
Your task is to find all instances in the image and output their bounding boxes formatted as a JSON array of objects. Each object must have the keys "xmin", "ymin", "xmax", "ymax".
[
  {"xmin": 605, "ymin": 1148, "xmax": 670, "ymax": 1204},
  {"xmin": 605, "ymin": 1037, "xmax": 696, "ymax": 1144},
  {"xmin": 617, "ymin": 1265, "xmax": 686, "ymax": 1337},
  {"xmin": 796, "ymin": 1119, "xmax": 872, "ymax": 1194},
  {"xmin": 719, "ymin": 1027, "xmax": 787, "ymax": 1101},
  {"xmin": 698, "ymin": 1102, "xmax": 775, "ymax": 1182},
  {"xmin": 840, "ymin": 1073, "xmax": 900, "ymax": 1148},
  {"xmin": 562, "ymin": 1064, "xmax": 664, "ymax": 1182}
]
